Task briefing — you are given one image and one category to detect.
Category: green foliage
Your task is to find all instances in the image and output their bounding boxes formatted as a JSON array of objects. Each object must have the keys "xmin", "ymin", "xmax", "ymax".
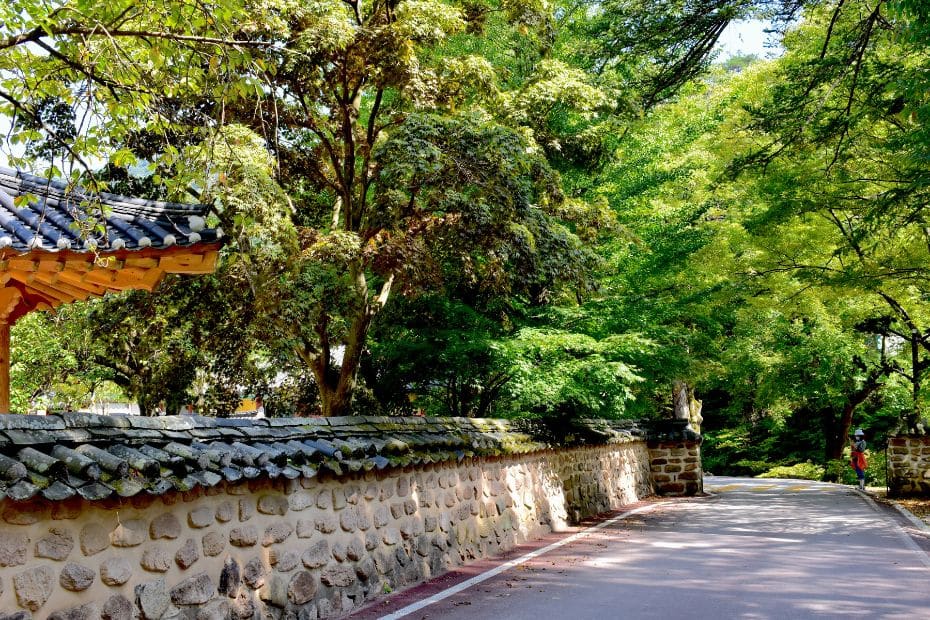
[
  {"xmin": 5, "ymin": 0, "xmax": 930, "ymax": 455},
  {"xmin": 497, "ymin": 328, "xmax": 644, "ymax": 419},
  {"xmin": 732, "ymin": 459, "xmax": 778, "ymax": 477},
  {"xmin": 366, "ymin": 295, "xmax": 509, "ymax": 417},
  {"xmin": 757, "ymin": 462, "xmax": 824, "ymax": 481},
  {"xmin": 10, "ymin": 312, "xmax": 81, "ymax": 412}
]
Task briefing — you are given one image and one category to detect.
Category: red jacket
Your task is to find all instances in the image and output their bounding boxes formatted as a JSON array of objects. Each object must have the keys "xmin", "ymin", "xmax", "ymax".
[{"xmin": 850, "ymin": 450, "xmax": 867, "ymax": 470}]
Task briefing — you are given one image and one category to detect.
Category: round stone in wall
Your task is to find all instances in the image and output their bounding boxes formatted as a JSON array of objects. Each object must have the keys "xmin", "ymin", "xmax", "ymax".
[
  {"xmin": 36, "ymin": 527, "xmax": 74, "ymax": 561},
  {"xmin": 257, "ymin": 495, "xmax": 288, "ymax": 516},
  {"xmin": 238, "ymin": 499, "xmax": 254, "ymax": 522},
  {"xmin": 175, "ymin": 538, "xmax": 200, "ymax": 569},
  {"xmin": 262, "ymin": 522, "xmax": 293, "ymax": 546},
  {"xmin": 192, "ymin": 598, "xmax": 230, "ymax": 620},
  {"xmin": 0, "ymin": 531, "xmax": 28, "ymax": 567},
  {"xmin": 13, "ymin": 565, "xmax": 55, "ymax": 611},
  {"xmin": 332, "ymin": 541, "xmax": 347, "ymax": 562},
  {"xmin": 288, "ymin": 491, "xmax": 314, "ymax": 512},
  {"xmin": 80, "ymin": 523, "xmax": 110, "ymax": 557},
  {"xmin": 47, "ymin": 601, "xmax": 99, "ymax": 620},
  {"xmin": 202, "ymin": 531, "xmax": 226, "ymax": 557},
  {"xmin": 315, "ymin": 514, "xmax": 337, "ymax": 534},
  {"xmin": 269, "ymin": 547, "xmax": 299, "ymax": 573},
  {"xmin": 321, "ymin": 565, "xmax": 355, "ymax": 587},
  {"xmin": 110, "ymin": 520, "xmax": 146, "ymax": 547},
  {"xmin": 218, "ymin": 557, "xmax": 241, "ymax": 598},
  {"xmin": 215, "ymin": 501, "xmax": 234, "ymax": 523},
  {"xmin": 230, "ymin": 526, "xmax": 258, "ymax": 547},
  {"xmin": 287, "ymin": 571, "xmax": 317, "ymax": 605},
  {"xmin": 346, "ymin": 538, "xmax": 365, "ymax": 562},
  {"xmin": 187, "ymin": 507, "xmax": 214, "ymax": 529},
  {"xmin": 135, "ymin": 578, "xmax": 169, "ymax": 619},
  {"xmin": 60, "ymin": 562, "xmax": 96, "ymax": 591},
  {"xmin": 340, "ymin": 506, "xmax": 359, "ymax": 532},
  {"xmin": 101, "ymin": 594, "xmax": 133, "ymax": 620},
  {"xmin": 300, "ymin": 540, "xmax": 329, "ymax": 569},
  {"xmin": 149, "ymin": 513, "xmax": 181, "ymax": 540},
  {"xmin": 170, "ymin": 572, "xmax": 216, "ymax": 606},
  {"xmin": 141, "ymin": 547, "xmax": 172, "ymax": 572},
  {"xmin": 100, "ymin": 557, "xmax": 133, "ymax": 586},
  {"xmin": 243, "ymin": 557, "xmax": 268, "ymax": 589}
]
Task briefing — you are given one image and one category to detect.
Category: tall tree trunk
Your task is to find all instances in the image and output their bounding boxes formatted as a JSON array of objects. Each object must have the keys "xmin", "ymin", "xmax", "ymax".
[
  {"xmin": 909, "ymin": 330, "xmax": 922, "ymax": 431},
  {"xmin": 330, "ymin": 310, "xmax": 372, "ymax": 417},
  {"xmin": 823, "ymin": 365, "xmax": 888, "ymax": 461}
]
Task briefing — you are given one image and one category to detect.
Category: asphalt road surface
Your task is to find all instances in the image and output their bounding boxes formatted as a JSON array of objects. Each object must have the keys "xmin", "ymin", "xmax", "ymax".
[{"xmin": 353, "ymin": 477, "xmax": 930, "ymax": 620}]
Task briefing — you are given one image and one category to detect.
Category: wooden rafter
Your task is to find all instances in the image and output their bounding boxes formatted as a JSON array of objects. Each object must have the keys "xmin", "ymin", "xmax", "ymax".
[{"xmin": 0, "ymin": 244, "xmax": 222, "ymax": 413}]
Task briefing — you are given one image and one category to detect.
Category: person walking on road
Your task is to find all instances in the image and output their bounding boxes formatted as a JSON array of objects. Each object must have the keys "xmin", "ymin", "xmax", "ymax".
[{"xmin": 850, "ymin": 428, "xmax": 868, "ymax": 490}]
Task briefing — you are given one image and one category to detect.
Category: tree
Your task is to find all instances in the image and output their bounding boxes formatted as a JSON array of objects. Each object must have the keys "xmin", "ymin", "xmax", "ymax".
[
  {"xmin": 4, "ymin": 0, "xmax": 823, "ymax": 417},
  {"xmin": 721, "ymin": 0, "xmax": 930, "ymax": 431},
  {"xmin": 365, "ymin": 295, "xmax": 510, "ymax": 417}
]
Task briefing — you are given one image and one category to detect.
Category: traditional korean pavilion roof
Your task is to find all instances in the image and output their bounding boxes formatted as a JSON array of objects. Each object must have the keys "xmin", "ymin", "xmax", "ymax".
[
  {"xmin": 0, "ymin": 166, "xmax": 226, "ymax": 413},
  {"xmin": 0, "ymin": 166, "xmax": 224, "ymax": 324},
  {"xmin": 0, "ymin": 166, "xmax": 222, "ymax": 254},
  {"xmin": 0, "ymin": 415, "xmax": 677, "ymax": 503}
]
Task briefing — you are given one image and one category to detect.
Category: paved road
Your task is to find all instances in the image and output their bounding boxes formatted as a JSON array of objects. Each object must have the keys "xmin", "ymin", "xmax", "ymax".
[{"xmin": 356, "ymin": 477, "xmax": 930, "ymax": 620}]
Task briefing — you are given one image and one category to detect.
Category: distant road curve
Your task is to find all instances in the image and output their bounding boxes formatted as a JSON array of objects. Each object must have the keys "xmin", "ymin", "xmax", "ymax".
[{"xmin": 351, "ymin": 476, "xmax": 930, "ymax": 620}]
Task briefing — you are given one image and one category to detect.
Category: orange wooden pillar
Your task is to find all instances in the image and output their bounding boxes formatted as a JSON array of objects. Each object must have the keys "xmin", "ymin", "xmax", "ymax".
[{"xmin": 0, "ymin": 321, "xmax": 9, "ymax": 413}]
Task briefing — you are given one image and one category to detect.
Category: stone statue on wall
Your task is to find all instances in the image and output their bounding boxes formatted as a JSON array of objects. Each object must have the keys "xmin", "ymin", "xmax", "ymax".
[{"xmin": 673, "ymin": 381, "xmax": 702, "ymax": 434}]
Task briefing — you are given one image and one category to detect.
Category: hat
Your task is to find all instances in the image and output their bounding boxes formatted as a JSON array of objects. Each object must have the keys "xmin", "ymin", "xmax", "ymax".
[{"xmin": 854, "ymin": 429, "xmax": 864, "ymax": 437}]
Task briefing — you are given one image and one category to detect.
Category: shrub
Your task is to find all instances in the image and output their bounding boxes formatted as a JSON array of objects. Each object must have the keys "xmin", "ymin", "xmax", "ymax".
[
  {"xmin": 825, "ymin": 447, "xmax": 887, "ymax": 487},
  {"xmin": 732, "ymin": 459, "xmax": 776, "ymax": 476},
  {"xmin": 757, "ymin": 461, "xmax": 824, "ymax": 480}
]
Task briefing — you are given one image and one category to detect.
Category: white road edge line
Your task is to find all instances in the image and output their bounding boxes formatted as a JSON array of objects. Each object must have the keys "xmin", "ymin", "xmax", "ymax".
[
  {"xmin": 857, "ymin": 490, "xmax": 930, "ymax": 570},
  {"xmin": 377, "ymin": 502, "xmax": 660, "ymax": 620}
]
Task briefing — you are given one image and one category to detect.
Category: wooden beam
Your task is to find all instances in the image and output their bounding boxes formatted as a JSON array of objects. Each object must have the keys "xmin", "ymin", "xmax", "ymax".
[
  {"xmin": 18, "ymin": 278, "xmax": 74, "ymax": 304},
  {"xmin": 0, "ymin": 288, "xmax": 22, "ymax": 321},
  {"xmin": 32, "ymin": 272, "xmax": 92, "ymax": 301},
  {"xmin": 64, "ymin": 259, "xmax": 94, "ymax": 272},
  {"xmin": 55, "ymin": 270, "xmax": 110, "ymax": 296},
  {"xmin": 159, "ymin": 251, "xmax": 217, "ymax": 274},
  {"xmin": 108, "ymin": 268, "xmax": 164, "ymax": 292},
  {"xmin": 7, "ymin": 258, "xmax": 38, "ymax": 272},
  {"xmin": 82, "ymin": 269, "xmax": 118, "ymax": 287},
  {"xmin": 37, "ymin": 259, "xmax": 65, "ymax": 273},
  {"xmin": 0, "ymin": 322, "xmax": 9, "ymax": 413},
  {"xmin": 124, "ymin": 257, "xmax": 159, "ymax": 269},
  {"xmin": 7, "ymin": 270, "xmax": 35, "ymax": 284}
]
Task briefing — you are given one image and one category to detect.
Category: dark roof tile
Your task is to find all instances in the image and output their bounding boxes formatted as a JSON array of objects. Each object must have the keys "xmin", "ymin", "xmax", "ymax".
[
  {"xmin": 110, "ymin": 477, "xmax": 145, "ymax": 497},
  {"xmin": 148, "ymin": 479, "xmax": 174, "ymax": 495},
  {"xmin": 62, "ymin": 413, "xmax": 132, "ymax": 429},
  {"xmin": 0, "ymin": 167, "xmax": 223, "ymax": 253},
  {"xmin": 0, "ymin": 414, "xmax": 66, "ymax": 430},
  {"xmin": 281, "ymin": 466, "xmax": 301, "ymax": 480},
  {"xmin": 220, "ymin": 467, "xmax": 243, "ymax": 483},
  {"xmin": 42, "ymin": 480, "xmax": 77, "ymax": 501},
  {"xmin": 7, "ymin": 479, "xmax": 40, "ymax": 500},
  {"xmin": 77, "ymin": 482, "xmax": 113, "ymax": 501},
  {"xmin": 0, "ymin": 414, "xmax": 675, "ymax": 503}
]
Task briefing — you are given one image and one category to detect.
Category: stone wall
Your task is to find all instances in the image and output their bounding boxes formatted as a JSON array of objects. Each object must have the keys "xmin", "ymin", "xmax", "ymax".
[
  {"xmin": 0, "ymin": 440, "xmax": 664, "ymax": 619},
  {"xmin": 648, "ymin": 442, "xmax": 703, "ymax": 496},
  {"xmin": 888, "ymin": 435, "xmax": 930, "ymax": 497}
]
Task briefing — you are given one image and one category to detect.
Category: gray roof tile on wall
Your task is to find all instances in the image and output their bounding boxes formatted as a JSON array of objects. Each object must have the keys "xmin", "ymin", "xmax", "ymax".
[{"xmin": 0, "ymin": 414, "xmax": 676, "ymax": 503}]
